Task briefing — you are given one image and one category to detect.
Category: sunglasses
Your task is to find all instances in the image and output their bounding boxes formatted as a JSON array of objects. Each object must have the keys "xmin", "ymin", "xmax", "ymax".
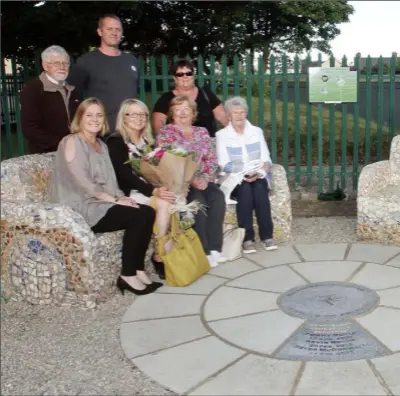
[{"xmin": 175, "ymin": 71, "xmax": 194, "ymax": 77}]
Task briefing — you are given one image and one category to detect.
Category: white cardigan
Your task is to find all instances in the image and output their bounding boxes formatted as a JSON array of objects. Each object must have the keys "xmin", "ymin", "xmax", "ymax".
[{"xmin": 216, "ymin": 120, "xmax": 272, "ymax": 173}]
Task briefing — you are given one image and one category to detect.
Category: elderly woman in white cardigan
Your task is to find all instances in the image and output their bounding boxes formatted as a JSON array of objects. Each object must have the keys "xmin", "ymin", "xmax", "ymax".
[{"xmin": 216, "ymin": 96, "xmax": 277, "ymax": 254}]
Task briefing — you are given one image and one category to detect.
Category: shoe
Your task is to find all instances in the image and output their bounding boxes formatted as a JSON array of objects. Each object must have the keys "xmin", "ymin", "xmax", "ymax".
[
  {"xmin": 151, "ymin": 255, "xmax": 165, "ymax": 280},
  {"xmin": 211, "ymin": 250, "xmax": 228, "ymax": 264},
  {"xmin": 207, "ymin": 255, "xmax": 219, "ymax": 268},
  {"xmin": 116, "ymin": 276, "xmax": 161, "ymax": 296},
  {"xmin": 242, "ymin": 240, "xmax": 257, "ymax": 254},
  {"xmin": 262, "ymin": 238, "xmax": 278, "ymax": 251}
]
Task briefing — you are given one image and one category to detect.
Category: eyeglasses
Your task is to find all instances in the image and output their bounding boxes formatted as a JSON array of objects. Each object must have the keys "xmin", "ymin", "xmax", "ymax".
[
  {"xmin": 175, "ymin": 71, "xmax": 194, "ymax": 77},
  {"xmin": 124, "ymin": 113, "xmax": 148, "ymax": 119},
  {"xmin": 46, "ymin": 62, "xmax": 70, "ymax": 68}
]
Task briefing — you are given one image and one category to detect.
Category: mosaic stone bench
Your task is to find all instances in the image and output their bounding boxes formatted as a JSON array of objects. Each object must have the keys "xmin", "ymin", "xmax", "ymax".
[
  {"xmin": 357, "ymin": 135, "xmax": 400, "ymax": 246},
  {"xmin": 1, "ymin": 154, "xmax": 291, "ymax": 308},
  {"xmin": 223, "ymin": 164, "xmax": 292, "ymax": 243},
  {"xmin": 0, "ymin": 153, "xmax": 154, "ymax": 308}
]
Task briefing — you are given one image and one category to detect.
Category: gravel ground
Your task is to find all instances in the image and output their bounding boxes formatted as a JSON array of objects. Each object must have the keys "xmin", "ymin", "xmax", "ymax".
[{"xmin": 0, "ymin": 217, "xmax": 367, "ymax": 396}]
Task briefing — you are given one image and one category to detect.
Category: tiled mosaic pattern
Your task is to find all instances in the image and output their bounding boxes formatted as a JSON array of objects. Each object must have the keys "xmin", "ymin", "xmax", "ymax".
[
  {"xmin": 224, "ymin": 164, "xmax": 292, "ymax": 242},
  {"xmin": 0, "ymin": 154, "xmax": 156, "ymax": 308},
  {"xmin": 357, "ymin": 136, "xmax": 400, "ymax": 246},
  {"xmin": 1, "ymin": 154, "xmax": 291, "ymax": 307}
]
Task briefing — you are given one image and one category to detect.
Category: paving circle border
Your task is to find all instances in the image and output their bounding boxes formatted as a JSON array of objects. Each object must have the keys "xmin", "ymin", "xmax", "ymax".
[{"xmin": 120, "ymin": 242, "xmax": 400, "ymax": 395}]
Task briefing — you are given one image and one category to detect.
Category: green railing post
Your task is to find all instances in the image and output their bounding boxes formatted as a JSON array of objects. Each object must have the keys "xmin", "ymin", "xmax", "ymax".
[
  {"xmin": 388, "ymin": 54, "xmax": 396, "ymax": 141},
  {"xmin": 245, "ymin": 53, "xmax": 253, "ymax": 123},
  {"xmin": 161, "ymin": 55, "xmax": 169, "ymax": 93},
  {"xmin": 257, "ymin": 56, "xmax": 265, "ymax": 131},
  {"xmin": 221, "ymin": 55, "xmax": 228, "ymax": 101},
  {"xmin": 138, "ymin": 56, "xmax": 145, "ymax": 103},
  {"xmin": 11, "ymin": 58, "xmax": 25, "ymax": 156},
  {"xmin": 328, "ymin": 55, "xmax": 336, "ymax": 192},
  {"xmin": 340, "ymin": 55, "xmax": 348, "ymax": 190},
  {"xmin": 150, "ymin": 56, "xmax": 157, "ymax": 109},
  {"xmin": 1, "ymin": 54, "xmax": 14, "ymax": 159},
  {"xmin": 317, "ymin": 53, "xmax": 324, "ymax": 193},
  {"xmin": 233, "ymin": 55, "xmax": 240, "ymax": 96},
  {"xmin": 281, "ymin": 54, "xmax": 289, "ymax": 172},
  {"xmin": 269, "ymin": 55, "xmax": 277, "ymax": 163},
  {"xmin": 377, "ymin": 56, "xmax": 384, "ymax": 160},
  {"xmin": 197, "ymin": 55, "xmax": 204, "ymax": 87},
  {"xmin": 352, "ymin": 54, "xmax": 360, "ymax": 190},
  {"xmin": 209, "ymin": 55, "xmax": 216, "ymax": 93},
  {"xmin": 364, "ymin": 56, "xmax": 372, "ymax": 164},
  {"xmin": 305, "ymin": 54, "xmax": 313, "ymax": 188},
  {"xmin": 294, "ymin": 55, "xmax": 301, "ymax": 186}
]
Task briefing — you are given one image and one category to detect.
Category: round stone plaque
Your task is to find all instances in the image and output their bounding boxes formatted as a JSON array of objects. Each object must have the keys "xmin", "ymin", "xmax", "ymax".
[{"xmin": 277, "ymin": 281, "xmax": 380, "ymax": 322}]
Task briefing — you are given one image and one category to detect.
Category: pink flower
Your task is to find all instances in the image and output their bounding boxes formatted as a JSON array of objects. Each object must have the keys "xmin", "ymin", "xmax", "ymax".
[{"xmin": 154, "ymin": 149, "xmax": 165, "ymax": 160}]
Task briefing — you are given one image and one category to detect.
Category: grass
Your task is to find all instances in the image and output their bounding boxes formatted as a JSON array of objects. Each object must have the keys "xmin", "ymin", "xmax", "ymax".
[{"xmin": 2, "ymin": 93, "xmax": 396, "ymax": 165}]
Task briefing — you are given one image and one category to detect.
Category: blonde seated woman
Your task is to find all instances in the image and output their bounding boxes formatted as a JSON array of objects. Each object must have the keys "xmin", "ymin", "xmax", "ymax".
[
  {"xmin": 106, "ymin": 99, "xmax": 175, "ymax": 280},
  {"xmin": 49, "ymin": 98, "xmax": 161, "ymax": 295}
]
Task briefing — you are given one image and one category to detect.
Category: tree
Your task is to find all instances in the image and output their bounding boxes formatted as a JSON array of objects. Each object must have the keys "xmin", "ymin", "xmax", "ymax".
[
  {"xmin": 1, "ymin": 0, "xmax": 354, "ymax": 71},
  {"xmin": 240, "ymin": 0, "xmax": 354, "ymax": 70}
]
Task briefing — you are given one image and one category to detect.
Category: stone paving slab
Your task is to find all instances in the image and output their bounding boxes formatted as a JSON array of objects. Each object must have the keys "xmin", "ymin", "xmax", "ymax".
[
  {"xmin": 289, "ymin": 260, "xmax": 362, "ymax": 283},
  {"xmin": 295, "ymin": 360, "xmax": 387, "ymax": 395},
  {"xmin": 295, "ymin": 243, "xmax": 349, "ymax": 261},
  {"xmin": 121, "ymin": 242, "xmax": 400, "ymax": 395}
]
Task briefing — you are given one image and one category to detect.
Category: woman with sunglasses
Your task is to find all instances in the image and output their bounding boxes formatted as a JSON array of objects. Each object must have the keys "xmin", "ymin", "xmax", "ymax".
[
  {"xmin": 106, "ymin": 99, "xmax": 176, "ymax": 280},
  {"xmin": 152, "ymin": 59, "xmax": 228, "ymax": 139}
]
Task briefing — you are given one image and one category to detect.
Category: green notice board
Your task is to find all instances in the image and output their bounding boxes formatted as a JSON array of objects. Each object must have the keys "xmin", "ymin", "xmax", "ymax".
[{"xmin": 309, "ymin": 67, "xmax": 357, "ymax": 103}]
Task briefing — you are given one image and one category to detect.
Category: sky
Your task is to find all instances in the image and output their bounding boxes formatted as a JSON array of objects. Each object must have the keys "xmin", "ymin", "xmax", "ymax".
[{"xmin": 311, "ymin": 1, "xmax": 400, "ymax": 59}]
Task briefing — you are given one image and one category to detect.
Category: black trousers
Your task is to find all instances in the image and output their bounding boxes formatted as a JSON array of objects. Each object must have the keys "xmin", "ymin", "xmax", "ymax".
[
  {"xmin": 234, "ymin": 178, "xmax": 274, "ymax": 242},
  {"xmin": 91, "ymin": 204, "xmax": 155, "ymax": 276},
  {"xmin": 187, "ymin": 182, "xmax": 226, "ymax": 255}
]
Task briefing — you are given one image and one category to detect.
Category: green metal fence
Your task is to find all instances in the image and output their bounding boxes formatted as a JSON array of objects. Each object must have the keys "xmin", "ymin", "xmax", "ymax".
[{"xmin": 1, "ymin": 52, "xmax": 399, "ymax": 192}]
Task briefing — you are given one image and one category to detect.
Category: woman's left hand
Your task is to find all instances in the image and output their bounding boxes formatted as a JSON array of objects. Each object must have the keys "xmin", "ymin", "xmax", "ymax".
[{"xmin": 153, "ymin": 187, "xmax": 176, "ymax": 203}]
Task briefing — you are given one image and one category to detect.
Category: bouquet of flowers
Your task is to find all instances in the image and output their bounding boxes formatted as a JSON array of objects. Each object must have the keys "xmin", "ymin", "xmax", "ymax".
[{"xmin": 125, "ymin": 145, "xmax": 202, "ymax": 228}]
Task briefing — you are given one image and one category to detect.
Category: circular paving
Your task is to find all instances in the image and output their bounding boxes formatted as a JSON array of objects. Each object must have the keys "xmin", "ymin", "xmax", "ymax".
[{"xmin": 120, "ymin": 243, "xmax": 400, "ymax": 395}]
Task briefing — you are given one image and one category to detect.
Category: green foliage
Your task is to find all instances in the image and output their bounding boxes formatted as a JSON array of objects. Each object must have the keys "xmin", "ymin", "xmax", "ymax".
[{"xmin": 1, "ymin": 1, "xmax": 354, "ymax": 67}]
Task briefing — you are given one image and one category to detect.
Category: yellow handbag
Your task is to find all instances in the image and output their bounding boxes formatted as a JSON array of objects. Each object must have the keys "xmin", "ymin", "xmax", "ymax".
[{"xmin": 155, "ymin": 213, "xmax": 210, "ymax": 287}]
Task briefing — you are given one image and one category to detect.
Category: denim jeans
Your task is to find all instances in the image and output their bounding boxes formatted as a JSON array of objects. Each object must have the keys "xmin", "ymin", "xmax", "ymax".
[
  {"xmin": 187, "ymin": 182, "xmax": 226, "ymax": 255},
  {"xmin": 234, "ymin": 178, "xmax": 274, "ymax": 242}
]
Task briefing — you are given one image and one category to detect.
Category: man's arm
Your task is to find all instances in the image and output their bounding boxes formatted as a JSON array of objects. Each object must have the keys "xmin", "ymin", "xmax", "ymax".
[
  {"xmin": 67, "ymin": 56, "xmax": 89, "ymax": 98},
  {"xmin": 20, "ymin": 83, "xmax": 48, "ymax": 152}
]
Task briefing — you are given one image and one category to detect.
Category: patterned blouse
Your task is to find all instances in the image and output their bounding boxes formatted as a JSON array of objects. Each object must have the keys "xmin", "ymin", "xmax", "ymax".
[{"xmin": 156, "ymin": 124, "xmax": 217, "ymax": 181}]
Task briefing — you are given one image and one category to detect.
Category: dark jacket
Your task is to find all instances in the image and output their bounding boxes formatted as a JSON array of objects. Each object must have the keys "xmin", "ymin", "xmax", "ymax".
[
  {"xmin": 20, "ymin": 72, "xmax": 81, "ymax": 154},
  {"xmin": 106, "ymin": 134, "xmax": 154, "ymax": 197}
]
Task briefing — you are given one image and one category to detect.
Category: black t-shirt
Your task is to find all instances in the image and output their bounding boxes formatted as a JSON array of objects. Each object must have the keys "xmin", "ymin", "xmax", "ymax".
[
  {"xmin": 67, "ymin": 49, "xmax": 140, "ymax": 130},
  {"xmin": 153, "ymin": 86, "xmax": 221, "ymax": 137}
]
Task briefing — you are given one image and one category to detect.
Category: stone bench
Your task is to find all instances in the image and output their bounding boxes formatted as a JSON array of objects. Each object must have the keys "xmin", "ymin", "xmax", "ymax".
[
  {"xmin": 357, "ymin": 135, "xmax": 400, "ymax": 246},
  {"xmin": 1, "ymin": 153, "xmax": 291, "ymax": 307}
]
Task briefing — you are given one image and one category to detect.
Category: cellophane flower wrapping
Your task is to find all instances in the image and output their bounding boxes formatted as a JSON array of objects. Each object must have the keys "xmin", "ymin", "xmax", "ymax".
[{"xmin": 125, "ymin": 146, "xmax": 201, "ymax": 228}]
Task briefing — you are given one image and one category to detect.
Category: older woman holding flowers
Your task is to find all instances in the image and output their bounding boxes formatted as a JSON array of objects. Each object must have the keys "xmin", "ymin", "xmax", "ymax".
[
  {"xmin": 106, "ymin": 99, "xmax": 175, "ymax": 279},
  {"xmin": 216, "ymin": 96, "xmax": 277, "ymax": 254},
  {"xmin": 156, "ymin": 95, "xmax": 226, "ymax": 267}
]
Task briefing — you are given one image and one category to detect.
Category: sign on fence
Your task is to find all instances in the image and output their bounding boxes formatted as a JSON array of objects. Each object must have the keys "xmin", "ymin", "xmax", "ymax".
[{"xmin": 309, "ymin": 67, "xmax": 358, "ymax": 103}]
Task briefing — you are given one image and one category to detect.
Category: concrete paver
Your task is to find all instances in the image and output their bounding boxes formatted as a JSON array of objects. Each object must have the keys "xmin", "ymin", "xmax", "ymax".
[{"xmin": 120, "ymin": 242, "xmax": 400, "ymax": 395}]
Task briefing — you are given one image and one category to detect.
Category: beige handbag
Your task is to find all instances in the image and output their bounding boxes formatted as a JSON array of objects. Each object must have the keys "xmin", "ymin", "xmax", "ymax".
[{"xmin": 221, "ymin": 225, "xmax": 246, "ymax": 261}]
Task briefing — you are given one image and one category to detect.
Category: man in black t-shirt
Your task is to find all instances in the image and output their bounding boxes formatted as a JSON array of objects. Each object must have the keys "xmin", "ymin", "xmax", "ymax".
[
  {"xmin": 152, "ymin": 60, "xmax": 228, "ymax": 137},
  {"xmin": 68, "ymin": 14, "xmax": 140, "ymax": 130}
]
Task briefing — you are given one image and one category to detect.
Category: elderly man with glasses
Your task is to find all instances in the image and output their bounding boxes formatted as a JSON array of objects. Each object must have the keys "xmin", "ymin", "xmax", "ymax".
[{"xmin": 20, "ymin": 45, "xmax": 81, "ymax": 154}]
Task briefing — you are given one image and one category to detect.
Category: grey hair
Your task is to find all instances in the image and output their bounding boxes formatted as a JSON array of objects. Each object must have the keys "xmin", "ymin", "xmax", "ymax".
[
  {"xmin": 41, "ymin": 45, "xmax": 70, "ymax": 62},
  {"xmin": 224, "ymin": 96, "xmax": 249, "ymax": 114}
]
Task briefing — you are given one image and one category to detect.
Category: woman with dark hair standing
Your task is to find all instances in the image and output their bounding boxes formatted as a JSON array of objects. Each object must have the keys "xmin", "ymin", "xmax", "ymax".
[{"xmin": 152, "ymin": 59, "xmax": 228, "ymax": 139}]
